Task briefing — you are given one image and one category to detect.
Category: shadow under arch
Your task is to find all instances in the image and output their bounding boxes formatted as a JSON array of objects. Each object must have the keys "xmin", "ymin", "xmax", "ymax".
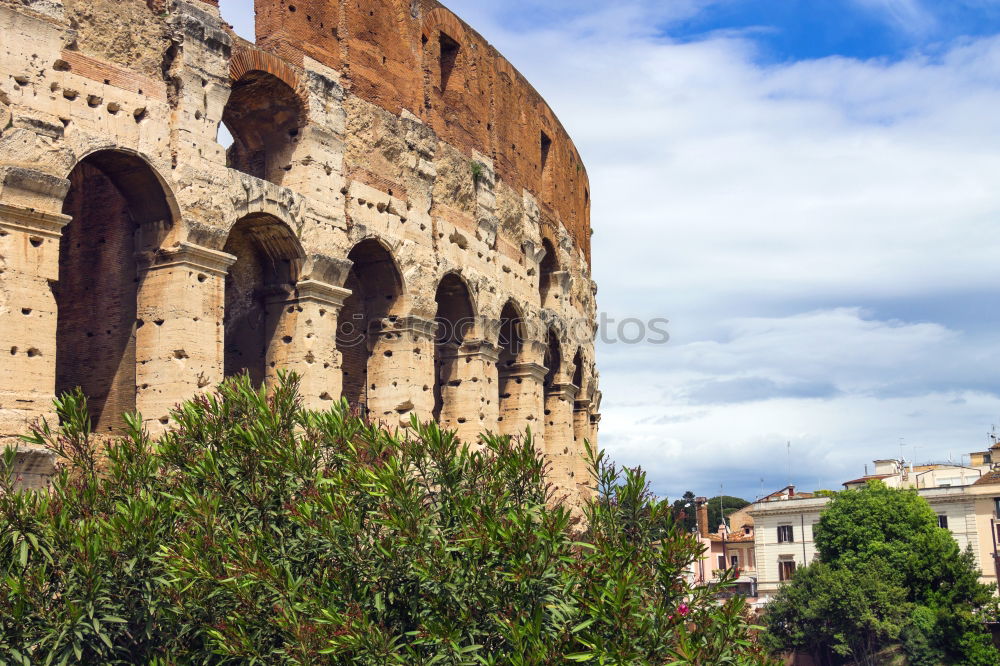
[
  {"xmin": 56, "ymin": 149, "xmax": 177, "ymax": 433},
  {"xmin": 222, "ymin": 213, "xmax": 305, "ymax": 386},
  {"xmin": 432, "ymin": 272, "xmax": 476, "ymax": 423},
  {"xmin": 497, "ymin": 299, "xmax": 528, "ymax": 434},
  {"xmin": 539, "ymin": 237, "xmax": 559, "ymax": 308},
  {"xmin": 337, "ymin": 237, "xmax": 407, "ymax": 413}
]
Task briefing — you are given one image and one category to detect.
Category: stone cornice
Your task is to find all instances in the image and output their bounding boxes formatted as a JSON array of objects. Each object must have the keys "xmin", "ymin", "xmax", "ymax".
[
  {"xmin": 0, "ymin": 203, "xmax": 71, "ymax": 238},
  {"xmin": 500, "ymin": 361, "xmax": 547, "ymax": 383},
  {"xmin": 141, "ymin": 241, "xmax": 237, "ymax": 277},
  {"xmin": 295, "ymin": 279, "xmax": 352, "ymax": 307}
]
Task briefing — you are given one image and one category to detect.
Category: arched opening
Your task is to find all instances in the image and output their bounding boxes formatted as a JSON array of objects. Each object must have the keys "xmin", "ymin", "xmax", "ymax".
[
  {"xmin": 337, "ymin": 239, "xmax": 404, "ymax": 414},
  {"xmin": 539, "ymin": 238, "xmax": 558, "ymax": 308},
  {"xmin": 222, "ymin": 70, "xmax": 304, "ymax": 184},
  {"xmin": 572, "ymin": 349, "xmax": 584, "ymax": 390},
  {"xmin": 497, "ymin": 301, "xmax": 525, "ymax": 433},
  {"xmin": 572, "ymin": 348, "xmax": 589, "ymax": 446},
  {"xmin": 543, "ymin": 328, "xmax": 562, "ymax": 397},
  {"xmin": 222, "ymin": 214, "xmax": 303, "ymax": 386},
  {"xmin": 433, "ymin": 273, "xmax": 475, "ymax": 423},
  {"xmin": 57, "ymin": 150, "xmax": 174, "ymax": 433}
]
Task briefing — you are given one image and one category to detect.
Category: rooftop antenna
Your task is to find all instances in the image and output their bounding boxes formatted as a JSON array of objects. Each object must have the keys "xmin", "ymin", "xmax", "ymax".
[{"xmin": 787, "ymin": 441, "xmax": 792, "ymax": 489}]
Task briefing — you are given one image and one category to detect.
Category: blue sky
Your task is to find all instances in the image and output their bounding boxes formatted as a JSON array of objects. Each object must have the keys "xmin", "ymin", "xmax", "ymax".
[{"xmin": 219, "ymin": 0, "xmax": 1000, "ymax": 500}]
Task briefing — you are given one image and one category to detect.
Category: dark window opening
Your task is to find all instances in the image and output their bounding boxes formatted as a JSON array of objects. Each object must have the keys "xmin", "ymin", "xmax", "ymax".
[
  {"xmin": 539, "ymin": 238, "xmax": 558, "ymax": 307},
  {"xmin": 439, "ymin": 32, "xmax": 460, "ymax": 92},
  {"xmin": 540, "ymin": 131, "xmax": 552, "ymax": 172},
  {"xmin": 938, "ymin": 515, "xmax": 949, "ymax": 529},
  {"xmin": 779, "ymin": 560, "xmax": 796, "ymax": 582},
  {"xmin": 777, "ymin": 525, "xmax": 794, "ymax": 543}
]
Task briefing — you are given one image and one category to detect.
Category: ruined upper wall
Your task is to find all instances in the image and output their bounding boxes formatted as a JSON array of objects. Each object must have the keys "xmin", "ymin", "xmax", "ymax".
[{"xmin": 249, "ymin": 0, "xmax": 592, "ymax": 262}]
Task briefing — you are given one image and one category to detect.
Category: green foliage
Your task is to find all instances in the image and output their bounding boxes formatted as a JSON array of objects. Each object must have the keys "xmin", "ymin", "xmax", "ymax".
[
  {"xmin": 764, "ymin": 481, "xmax": 999, "ymax": 665},
  {"xmin": 671, "ymin": 490, "xmax": 698, "ymax": 533},
  {"xmin": 707, "ymin": 495, "xmax": 750, "ymax": 532},
  {"xmin": 763, "ymin": 560, "xmax": 909, "ymax": 665},
  {"xmin": 470, "ymin": 160, "xmax": 484, "ymax": 183},
  {"xmin": 0, "ymin": 374, "xmax": 776, "ymax": 665}
]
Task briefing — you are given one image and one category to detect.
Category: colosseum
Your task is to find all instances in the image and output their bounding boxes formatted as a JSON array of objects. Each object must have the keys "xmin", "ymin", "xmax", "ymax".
[{"xmin": 0, "ymin": 0, "xmax": 600, "ymax": 499}]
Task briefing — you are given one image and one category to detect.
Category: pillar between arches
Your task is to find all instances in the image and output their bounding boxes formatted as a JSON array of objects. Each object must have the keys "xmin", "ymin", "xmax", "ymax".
[
  {"xmin": 437, "ymin": 339, "xmax": 500, "ymax": 444},
  {"xmin": 265, "ymin": 278, "xmax": 350, "ymax": 410},
  {"xmin": 573, "ymin": 398, "xmax": 593, "ymax": 491},
  {"xmin": 498, "ymin": 361, "xmax": 546, "ymax": 442},
  {"xmin": 366, "ymin": 315, "xmax": 437, "ymax": 426},
  {"xmin": 0, "ymin": 203, "xmax": 71, "ymax": 444},
  {"xmin": 135, "ymin": 241, "xmax": 236, "ymax": 433},
  {"xmin": 544, "ymin": 382, "xmax": 579, "ymax": 494}
]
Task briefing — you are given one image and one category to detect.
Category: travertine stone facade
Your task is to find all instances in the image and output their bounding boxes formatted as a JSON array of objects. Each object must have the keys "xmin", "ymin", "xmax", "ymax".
[{"xmin": 0, "ymin": 0, "xmax": 600, "ymax": 501}]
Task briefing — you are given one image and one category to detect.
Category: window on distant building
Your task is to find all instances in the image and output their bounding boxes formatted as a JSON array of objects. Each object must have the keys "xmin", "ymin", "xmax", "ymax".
[
  {"xmin": 777, "ymin": 525, "xmax": 794, "ymax": 543},
  {"xmin": 718, "ymin": 555, "xmax": 726, "ymax": 570},
  {"xmin": 994, "ymin": 498, "xmax": 1000, "ymax": 517},
  {"xmin": 938, "ymin": 515, "xmax": 949, "ymax": 529},
  {"xmin": 730, "ymin": 555, "xmax": 739, "ymax": 568},
  {"xmin": 779, "ymin": 559, "xmax": 796, "ymax": 582},
  {"xmin": 744, "ymin": 526, "xmax": 752, "ymax": 536}
]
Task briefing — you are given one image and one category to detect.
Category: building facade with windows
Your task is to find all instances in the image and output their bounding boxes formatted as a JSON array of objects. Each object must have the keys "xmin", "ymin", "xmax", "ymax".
[
  {"xmin": 749, "ymin": 450, "xmax": 1000, "ymax": 603},
  {"xmin": 748, "ymin": 488, "xmax": 826, "ymax": 603}
]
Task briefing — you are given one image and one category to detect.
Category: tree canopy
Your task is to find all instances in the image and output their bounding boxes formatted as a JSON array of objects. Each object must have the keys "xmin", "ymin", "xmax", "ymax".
[
  {"xmin": 0, "ymin": 375, "xmax": 777, "ymax": 665},
  {"xmin": 763, "ymin": 481, "xmax": 998, "ymax": 665}
]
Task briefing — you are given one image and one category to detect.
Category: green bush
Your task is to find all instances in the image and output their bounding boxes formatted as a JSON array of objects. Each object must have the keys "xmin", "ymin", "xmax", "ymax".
[{"xmin": 0, "ymin": 374, "xmax": 776, "ymax": 664}]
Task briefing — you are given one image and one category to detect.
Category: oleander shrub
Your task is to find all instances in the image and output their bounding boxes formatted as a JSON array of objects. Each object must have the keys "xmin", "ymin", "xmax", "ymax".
[{"xmin": 0, "ymin": 374, "xmax": 776, "ymax": 665}]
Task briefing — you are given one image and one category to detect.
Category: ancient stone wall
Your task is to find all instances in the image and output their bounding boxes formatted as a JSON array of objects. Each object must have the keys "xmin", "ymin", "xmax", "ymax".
[{"xmin": 0, "ymin": 0, "xmax": 600, "ymax": 502}]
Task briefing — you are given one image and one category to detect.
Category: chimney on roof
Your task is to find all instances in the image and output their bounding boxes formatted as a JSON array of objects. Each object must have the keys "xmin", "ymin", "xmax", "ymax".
[{"xmin": 695, "ymin": 497, "xmax": 709, "ymax": 537}]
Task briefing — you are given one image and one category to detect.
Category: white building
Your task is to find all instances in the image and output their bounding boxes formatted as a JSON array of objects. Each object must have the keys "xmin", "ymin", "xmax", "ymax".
[{"xmin": 748, "ymin": 451, "xmax": 996, "ymax": 604}]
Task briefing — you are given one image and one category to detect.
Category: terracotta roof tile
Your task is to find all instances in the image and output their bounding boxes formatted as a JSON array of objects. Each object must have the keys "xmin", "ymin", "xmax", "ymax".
[{"xmin": 974, "ymin": 470, "xmax": 1000, "ymax": 486}]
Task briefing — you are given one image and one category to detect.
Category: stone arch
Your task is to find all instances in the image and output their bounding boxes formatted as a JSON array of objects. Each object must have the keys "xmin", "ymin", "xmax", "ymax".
[
  {"xmin": 433, "ymin": 272, "xmax": 476, "ymax": 425},
  {"xmin": 543, "ymin": 327, "xmax": 562, "ymax": 392},
  {"xmin": 337, "ymin": 237, "xmax": 406, "ymax": 414},
  {"xmin": 539, "ymin": 237, "xmax": 559, "ymax": 308},
  {"xmin": 496, "ymin": 299, "xmax": 529, "ymax": 435},
  {"xmin": 572, "ymin": 348, "xmax": 584, "ymax": 390},
  {"xmin": 56, "ymin": 150, "xmax": 176, "ymax": 433},
  {"xmin": 223, "ymin": 50, "xmax": 307, "ymax": 185},
  {"xmin": 571, "ymin": 347, "xmax": 591, "ymax": 447},
  {"xmin": 222, "ymin": 213, "xmax": 305, "ymax": 387},
  {"xmin": 422, "ymin": 7, "xmax": 473, "ymax": 112}
]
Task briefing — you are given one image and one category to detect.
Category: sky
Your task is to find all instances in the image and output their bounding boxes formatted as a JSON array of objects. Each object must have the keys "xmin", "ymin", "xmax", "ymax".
[{"xmin": 218, "ymin": 0, "xmax": 1000, "ymax": 501}]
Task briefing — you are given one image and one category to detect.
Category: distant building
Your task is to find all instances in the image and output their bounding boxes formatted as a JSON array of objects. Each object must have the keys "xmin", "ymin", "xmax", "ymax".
[
  {"xmin": 693, "ymin": 498, "xmax": 759, "ymax": 601},
  {"xmin": 747, "ymin": 444, "xmax": 1000, "ymax": 604}
]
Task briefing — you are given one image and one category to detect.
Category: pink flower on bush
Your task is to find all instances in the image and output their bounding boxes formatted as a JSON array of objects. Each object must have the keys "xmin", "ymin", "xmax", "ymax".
[{"xmin": 677, "ymin": 603, "xmax": 690, "ymax": 617}]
